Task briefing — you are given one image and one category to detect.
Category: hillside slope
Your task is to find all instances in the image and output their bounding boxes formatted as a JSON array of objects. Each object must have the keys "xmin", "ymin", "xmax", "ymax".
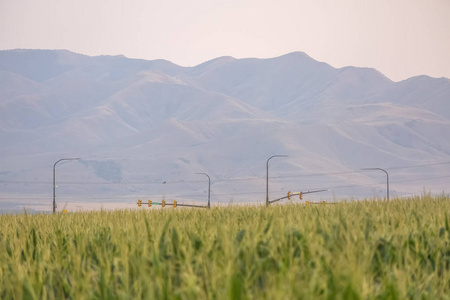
[{"xmin": 0, "ymin": 49, "xmax": 449, "ymax": 211}]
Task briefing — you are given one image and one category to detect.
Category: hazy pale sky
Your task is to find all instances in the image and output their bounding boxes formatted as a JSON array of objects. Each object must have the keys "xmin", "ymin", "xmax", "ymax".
[{"xmin": 1, "ymin": 0, "xmax": 449, "ymax": 81}]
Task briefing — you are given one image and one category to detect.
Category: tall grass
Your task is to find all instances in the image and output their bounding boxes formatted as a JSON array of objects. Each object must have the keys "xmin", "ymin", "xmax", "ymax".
[{"xmin": 1, "ymin": 195, "xmax": 450, "ymax": 299}]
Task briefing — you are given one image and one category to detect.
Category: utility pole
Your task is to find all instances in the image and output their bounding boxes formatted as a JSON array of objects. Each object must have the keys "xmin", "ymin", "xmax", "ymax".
[
  {"xmin": 53, "ymin": 158, "xmax": 81, "ymax": 213},
  {"xmin": 362, "ymin": 167, "xmax": 389, "ymax": 200},
  {"xmin": 266, "ymin": 155, "xmax": 288, "ymax": 206},
  {"xmin": 196, "ymin": 172, "xmax": 211, "ymax": 208}
]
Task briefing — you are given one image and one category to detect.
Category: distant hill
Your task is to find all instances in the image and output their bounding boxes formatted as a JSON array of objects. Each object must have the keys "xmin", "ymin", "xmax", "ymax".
[{"xmin": 1, "ymin": 49, "xmax": 449, "ymax": 212}]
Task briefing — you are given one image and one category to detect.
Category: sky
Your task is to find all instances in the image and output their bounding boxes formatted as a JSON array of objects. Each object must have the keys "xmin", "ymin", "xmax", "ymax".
[{"xmin": 1, "ymin": 0, "xmax": 449, "ymax": 81}]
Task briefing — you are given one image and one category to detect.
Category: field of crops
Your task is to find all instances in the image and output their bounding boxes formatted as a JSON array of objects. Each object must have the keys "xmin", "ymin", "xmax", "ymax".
[{"xmin": 1, "ymin": 195, "xmax": 450, "ymax": 299}]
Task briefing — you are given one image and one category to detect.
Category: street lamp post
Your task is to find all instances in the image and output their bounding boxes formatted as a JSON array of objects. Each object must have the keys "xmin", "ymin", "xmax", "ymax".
[
  {"xmin": 362, "ymin": 167, "xmax": 389, "ymax": 200},
  {"xmin": 266, "ymin": 155, "xmax": 288, "ymax": 206},
  {"xmin": 53, "ymin": 158, "xmax": 81, "ymax": 213},
  {"xmin": 196, "ymin": 172, "xmax": 211, "ymax": 208}
]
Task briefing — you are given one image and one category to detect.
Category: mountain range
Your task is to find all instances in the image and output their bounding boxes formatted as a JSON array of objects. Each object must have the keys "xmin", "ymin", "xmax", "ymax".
[{"xmin": 1, "ymin": 49, "xmax": 449, "ymax": 212}]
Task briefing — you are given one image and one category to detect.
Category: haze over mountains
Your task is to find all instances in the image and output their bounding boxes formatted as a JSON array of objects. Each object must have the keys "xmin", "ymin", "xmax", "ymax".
[{"xmin": 1, "ymin": 49, "xmax": 449, "ymax": 212}]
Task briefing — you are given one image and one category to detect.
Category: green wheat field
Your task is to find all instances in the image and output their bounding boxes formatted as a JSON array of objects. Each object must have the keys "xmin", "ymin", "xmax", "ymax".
[{"xmin": 1, "ymin": 196, "xmax": 450, "ymax": 299}]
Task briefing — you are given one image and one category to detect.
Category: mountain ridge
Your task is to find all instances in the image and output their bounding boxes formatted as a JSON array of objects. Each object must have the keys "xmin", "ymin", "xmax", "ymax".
[{"xmin": 0, "ymin": 49, "xmax": 449, "ymax": 212}]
